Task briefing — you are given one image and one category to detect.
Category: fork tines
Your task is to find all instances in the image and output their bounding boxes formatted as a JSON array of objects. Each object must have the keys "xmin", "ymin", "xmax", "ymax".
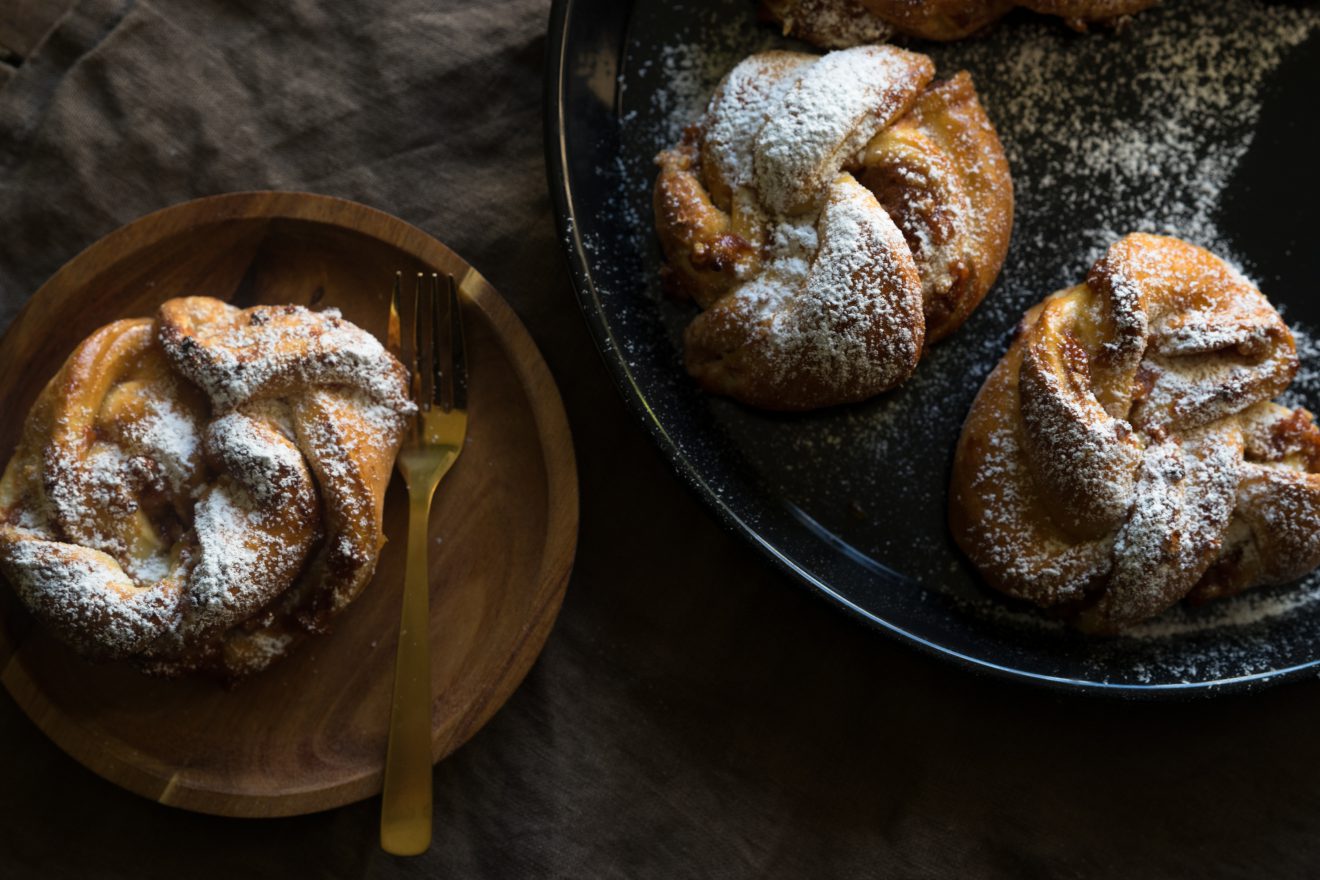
[{"xmin": 388, "ymin": 271, "xmax": 467, "ymax": 415}]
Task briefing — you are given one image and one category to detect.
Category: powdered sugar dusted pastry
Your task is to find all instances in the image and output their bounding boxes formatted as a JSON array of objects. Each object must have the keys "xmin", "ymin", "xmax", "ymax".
[
  {"xmin": 950, "ymin": 234, "xmax": 1320, "ymax": 632},
  {"xmin": 0, "ymin": 297, "xmax": 413, "ymax": 676},
  {"xmin": 654, "ymin": 45, "xmax": 1012, "ymax": 410},
  {"xmin": 761, "ymin": 0, "xmax": 1159, "ymax": 48}
]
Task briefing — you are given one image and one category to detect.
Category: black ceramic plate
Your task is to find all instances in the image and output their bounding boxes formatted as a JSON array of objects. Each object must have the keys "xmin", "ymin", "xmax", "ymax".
[{"xmin": 545, "ymin": 0, "xmax": 1320, "ymax": 696}]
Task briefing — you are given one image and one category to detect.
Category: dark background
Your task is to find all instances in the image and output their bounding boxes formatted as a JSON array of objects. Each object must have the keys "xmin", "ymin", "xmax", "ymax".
[{"xmin": 2, "ymin": 1, "xmax": 1319, "ymax": 877}]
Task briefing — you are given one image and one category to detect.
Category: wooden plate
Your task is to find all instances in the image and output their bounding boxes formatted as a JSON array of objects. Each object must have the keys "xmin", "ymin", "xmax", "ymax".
[{"xmin": 0, "ymin": 192, "xmax": 578, "ymax": 816}]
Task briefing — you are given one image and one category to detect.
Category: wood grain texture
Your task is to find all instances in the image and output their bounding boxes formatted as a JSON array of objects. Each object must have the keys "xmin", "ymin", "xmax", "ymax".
[{"xmin": 0, "ymin": 191, "xmax": 579, "ymax": 817}]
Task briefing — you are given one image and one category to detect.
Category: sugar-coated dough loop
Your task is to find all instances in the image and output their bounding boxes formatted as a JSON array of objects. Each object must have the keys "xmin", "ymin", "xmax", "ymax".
[
  {"xmin": 701, "ymin": 51, "xmax": 815, "ymax": 212},
  {"xmin": 751, "ymin": 46, "xmax": 933, "ymax": 216}
]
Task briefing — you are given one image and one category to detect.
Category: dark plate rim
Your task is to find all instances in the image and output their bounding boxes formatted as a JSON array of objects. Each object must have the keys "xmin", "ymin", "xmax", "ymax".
[{"xmin": 541, "ymin": 0, "xmax": 1320, "ymax": 699}]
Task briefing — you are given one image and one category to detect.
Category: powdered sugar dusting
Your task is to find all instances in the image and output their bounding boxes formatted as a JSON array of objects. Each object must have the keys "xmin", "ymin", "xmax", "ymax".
[
  {"xmin": 949, "ymin": 6, "xmax": 1317, "ymax": 281},
  {"xmin": 1102, "ymin": 427, "xmax": 1241, "ymax": 623},
  {"xmin": 2, "ymin": 540, "xmax": 172, "ymax": 658},
  {"xmin": 207, "ymin": 406, "xmax": 306, "ymax": 506},
  {"xmin": 797, "ymin": 184, "xmax": 922, "ymax": 385},
  {"xmin": 125, "ymin": 396, "xmax": 202, "ymax": 496},
  {"xmin": 188, "ymin": 487, "xmax": 266, "ymax": 623},
  {"xmin": 702, "ymin": 51, "xmax": 814, "ymax": 199},
  {"xmin": 752, "ymin": 45, "xmax": 929, "ymax": 214}
]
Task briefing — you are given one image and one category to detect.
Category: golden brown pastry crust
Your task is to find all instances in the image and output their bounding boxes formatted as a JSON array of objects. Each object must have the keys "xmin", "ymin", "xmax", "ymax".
[
  {"xmin": 0, "ymin": 297, "xmax": 412, "ymax": 676},
  {"xmin": 762, "ymin": 0, "xmax": 1159, "ymax": 46},
  {"xmin": 859, "ymin": 72, "xmax": 1013, "ymax": 344},
  {"xmin": 950, "ymin": 234, "xmax": 1320, "ymax": 632},
  {"xmin": 654, "ymin": 46, "xmax": 1013, "ymax": 410}
]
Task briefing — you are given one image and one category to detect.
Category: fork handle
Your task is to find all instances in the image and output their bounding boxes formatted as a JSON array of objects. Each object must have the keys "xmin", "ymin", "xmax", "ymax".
[{"xmin": 380, "ymin": 495, "xmax": 434, "ymax": 855}]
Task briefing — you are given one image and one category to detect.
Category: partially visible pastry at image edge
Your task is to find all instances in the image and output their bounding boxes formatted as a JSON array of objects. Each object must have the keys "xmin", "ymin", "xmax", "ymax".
[
  {"xmin": 0, "ymin": 297, "xmax": 415, "ymax": 677},
  {"xmin": 761, "ymin": 0, "xmax": 1160, "ymax": 48},
  {"xmin": 949, "ymin": 233, "xmax": 1320, "ymax": 633},
  {"xmin": 654, "ymin": 44, "xmax": 1013, "ymax": 410}
]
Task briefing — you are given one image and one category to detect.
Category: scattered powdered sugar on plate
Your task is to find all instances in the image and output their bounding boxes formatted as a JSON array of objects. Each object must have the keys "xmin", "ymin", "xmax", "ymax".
[
  {"xmin": 932, "ymin": 5, "xmax": 1317, "ymax": 282},
  {"xmin": 579, "ymin": 0, "xmax": 1320, "ymax": 682}
]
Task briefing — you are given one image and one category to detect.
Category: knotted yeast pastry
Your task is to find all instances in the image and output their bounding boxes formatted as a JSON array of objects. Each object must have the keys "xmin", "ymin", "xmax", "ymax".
[
  {"xmin": 761, "ymin": 0, "xmax": 1159, "ymax": 48},
  {"xmin": 655, "ymin": 45, "xmax": 1012, "ymax": 410},
  {"xmin": 950, "ymin": 234, "xmax": 1320, "ymax": 632},
  {"xmin": 0, "ymin": 297, "xmax": 413, "ymax": 676}
]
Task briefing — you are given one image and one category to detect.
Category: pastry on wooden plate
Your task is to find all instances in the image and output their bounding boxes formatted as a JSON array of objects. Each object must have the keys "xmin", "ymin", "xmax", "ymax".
[
  {"xmin": 950, "ymin": 233, "xmax": 1320, "ymax": 632},
  {"xmin": 761, "ymin": 0, "xmax": 1159, "ymax": 48},
  {"xmin": 654, "ymin": 44, "xmax": 1013, "ymax": 410},
  {"xmin": 0, "ymin": 297, "xmax": 414, "ymax": 676}
]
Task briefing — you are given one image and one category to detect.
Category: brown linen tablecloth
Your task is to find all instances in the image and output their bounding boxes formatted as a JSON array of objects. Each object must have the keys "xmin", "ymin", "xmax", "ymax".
[{"xmin": 4, "ymin": 1, "xmax": 1320, "ymax": 877}]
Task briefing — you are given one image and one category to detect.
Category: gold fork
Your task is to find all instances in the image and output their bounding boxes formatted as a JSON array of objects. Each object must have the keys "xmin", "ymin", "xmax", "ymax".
[{"xmin": 380, "ymin": 271, "xmax": 468, "ymax": 856}]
